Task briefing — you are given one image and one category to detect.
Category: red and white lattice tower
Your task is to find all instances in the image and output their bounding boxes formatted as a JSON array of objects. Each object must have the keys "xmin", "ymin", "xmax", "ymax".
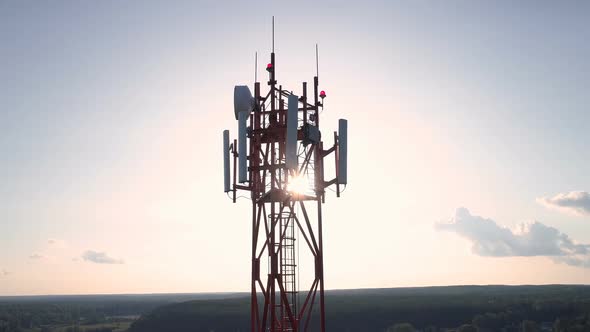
[{"xmin": 222, "ymin": 23, "xmax": 348, "ymax": 332}]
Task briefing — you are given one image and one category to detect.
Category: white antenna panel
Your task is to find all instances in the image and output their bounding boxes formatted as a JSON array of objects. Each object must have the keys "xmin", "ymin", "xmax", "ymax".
[
  {"xmin": 223, "ymin": 130, "xmax": 230, "ymax": 192},
  {"xmin": 238, "ymin": 112, "xmax": 248, "ymax": 183},
  {"xmin": 338, "ymin": 119, "xmax": 348, "ymax": 185},
  {"xmin": 286, "ymin": 94, "xmax": 299, "ymax": 171}
]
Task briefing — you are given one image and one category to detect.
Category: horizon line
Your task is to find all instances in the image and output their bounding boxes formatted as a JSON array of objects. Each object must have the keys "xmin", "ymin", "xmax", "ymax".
[{"xmin": 2, "ymin": 283, "xmax": 589, "ymax": 298}]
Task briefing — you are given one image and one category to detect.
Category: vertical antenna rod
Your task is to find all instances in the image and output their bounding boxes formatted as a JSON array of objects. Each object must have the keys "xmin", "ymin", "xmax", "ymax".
[
  {"xmin": 255, "ymin": 52, "xmax": 258, "ymax": 83},
  {"xmin": 316, "ymin": 44, "xmax": 319, "ymax": 79},
  {"xmin": 272, "ymin": 16, "xmax": 275, "ymax": 53}
]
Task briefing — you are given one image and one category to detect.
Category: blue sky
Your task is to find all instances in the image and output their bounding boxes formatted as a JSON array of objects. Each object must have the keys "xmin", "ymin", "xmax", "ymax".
[{"xmin": 1, "ymin": 1, "xmax": 589, "ymax": 295}]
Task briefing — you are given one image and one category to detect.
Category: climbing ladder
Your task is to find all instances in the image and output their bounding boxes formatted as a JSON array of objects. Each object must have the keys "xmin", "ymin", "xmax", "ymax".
[{"xmin": 278, "ymin": 210, "xmax": 297, "ymax": 330}]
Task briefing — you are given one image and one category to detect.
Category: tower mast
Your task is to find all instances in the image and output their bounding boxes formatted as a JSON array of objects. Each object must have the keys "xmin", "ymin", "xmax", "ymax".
[{"xmin": 223, "ymin": 19, "xmax": 348, "ymax": 332}]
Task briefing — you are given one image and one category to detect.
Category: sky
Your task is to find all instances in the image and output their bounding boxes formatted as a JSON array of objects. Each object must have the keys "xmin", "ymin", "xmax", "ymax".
[{"xmin": 1, "ymin": 0, "xmax": 589, "ymax": 296}]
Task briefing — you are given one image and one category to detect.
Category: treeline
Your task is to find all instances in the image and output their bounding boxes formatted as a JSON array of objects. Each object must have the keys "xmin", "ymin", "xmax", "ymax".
[
  {"xmin": 322, "ymin": 287, "xmax": 590, "ymax": 330},
  {"xmin": 128, "ymin": 285, "xmax": 590, "ymax": 332},
  {"xmin": 385, "ymin": 313, "xmax": 590, "ymax": 332},
  {"xmin": 2, "ymin": 286, "xmax": 590, "ymax": 332},
  {"xmin": 0, "ymin": 293, "xmax": 243, "ymax": 332},
  {"xmin": 0, "ymin": 301, "xmax": 135, "ymax": 331}
]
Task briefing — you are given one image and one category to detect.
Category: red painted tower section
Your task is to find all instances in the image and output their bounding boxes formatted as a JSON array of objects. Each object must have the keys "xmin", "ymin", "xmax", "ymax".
[{"xmin": 225, "ymin": 46, "xmax": 346, "ymax": 332}]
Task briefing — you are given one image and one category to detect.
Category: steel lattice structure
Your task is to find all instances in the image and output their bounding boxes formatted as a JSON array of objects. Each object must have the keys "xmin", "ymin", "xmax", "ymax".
[{"xmin": 223, "ymin": 39, "xmax": 347, "ymax": 332}]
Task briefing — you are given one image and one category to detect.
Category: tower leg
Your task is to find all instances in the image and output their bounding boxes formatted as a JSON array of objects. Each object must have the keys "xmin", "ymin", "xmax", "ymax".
[
  {"xmin": 317, "ymin": 199, "xmax": 326, "ymax": 332},
  {"xmin": 251, "ymin": 201, "xmax": 258, "ymax": 332}
]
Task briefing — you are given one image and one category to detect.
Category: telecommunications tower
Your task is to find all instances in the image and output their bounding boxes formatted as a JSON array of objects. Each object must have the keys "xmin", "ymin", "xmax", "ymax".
[{"xmin": 222, "ymin": 19, "xmax": 348, "ymax": 332}]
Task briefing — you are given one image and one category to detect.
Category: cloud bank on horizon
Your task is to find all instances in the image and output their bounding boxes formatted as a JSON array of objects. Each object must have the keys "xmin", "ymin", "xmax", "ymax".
[
  {"xmin": 82, "ymin": 250, "xmax": 124, "ymax": 265},
  {"xmin": 537, "ymin": 191, "xmax": 590, "ymax": 216},
  {"xmin": 436, "ymin": 208, "xmax": 590, "ymax": 268}
]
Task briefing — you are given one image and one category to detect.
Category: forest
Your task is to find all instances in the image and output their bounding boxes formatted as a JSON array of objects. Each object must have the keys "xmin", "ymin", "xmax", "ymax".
[
  {"xmin": 0, "ymin": 293, "xmax": 243, "ymax": 332},
  {"xmin": 2, "ymin": 285, "xmax": 590, "ymax": 332}
]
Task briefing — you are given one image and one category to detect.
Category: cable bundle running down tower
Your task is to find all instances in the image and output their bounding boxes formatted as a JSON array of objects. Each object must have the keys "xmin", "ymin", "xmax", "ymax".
[{"xmin": 222, "ymin": 23, "xmax": 348, "ymax": 332}]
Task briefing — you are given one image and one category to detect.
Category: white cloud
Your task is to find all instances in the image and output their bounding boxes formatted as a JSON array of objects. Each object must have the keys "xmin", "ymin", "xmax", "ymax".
[
  {"xmin": 29, "ymin": 253, "xmax": 45, "ymax": 260},
  {"xmin": 47, "ymin": 238, "xmax": 67, "ymax": 248},
  {"xmin": 537, "ymin": 191, "xmax": 590, "ymax": 216},
  {"xmin": 436, "ymin": 208, "xmax": 590, "ymax": 268},
  {"xmin": 82, "ymin": 250, "xmax": 124, "ymax": 264}
]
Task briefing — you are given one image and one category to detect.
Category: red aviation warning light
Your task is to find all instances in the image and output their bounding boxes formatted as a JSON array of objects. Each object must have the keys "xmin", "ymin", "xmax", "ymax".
[{"xmin": 320, "ymin": 90, "xmax": 326, "ymax": 98}]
